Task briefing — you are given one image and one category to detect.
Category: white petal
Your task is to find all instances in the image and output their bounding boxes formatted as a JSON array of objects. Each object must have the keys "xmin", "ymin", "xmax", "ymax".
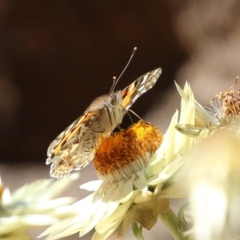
[{"xmin": 80, "ymin": 180, "xmax": 102, "ymax": 191}]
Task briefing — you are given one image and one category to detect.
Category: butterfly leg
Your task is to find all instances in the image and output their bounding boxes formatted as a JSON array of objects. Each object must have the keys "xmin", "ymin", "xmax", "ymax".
[
  {"xmin": 128, "ymin": 109, "xmax": 143, "ymax": 121},
  {"xmin": 117, "ymin": 125, "xmax": 122, "ymax": 131}
]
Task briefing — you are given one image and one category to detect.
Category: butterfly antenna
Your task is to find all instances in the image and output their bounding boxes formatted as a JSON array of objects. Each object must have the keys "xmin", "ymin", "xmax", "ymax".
[{"xmin": 110, "ymin": 47, "xmax": 137, "ymax": 95}]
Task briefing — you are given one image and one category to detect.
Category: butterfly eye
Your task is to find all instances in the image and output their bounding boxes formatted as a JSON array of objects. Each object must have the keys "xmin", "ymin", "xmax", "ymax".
[
  {"xmin": 109, "ymin": 98, "xmax": 116, "ymax": 107},
  {"xmin": 108, "ymin": 94, "xmax": 117, "ymax": 105},
  {"xmin": 111, "ymin": 91, "xmax": 122, "ymax": 106}
]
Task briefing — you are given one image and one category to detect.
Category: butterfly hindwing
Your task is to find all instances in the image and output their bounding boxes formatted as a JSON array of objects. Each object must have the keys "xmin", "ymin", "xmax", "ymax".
[{"xmin": 46, "ymin": 112, "xmax": 100, "ymax": 178}]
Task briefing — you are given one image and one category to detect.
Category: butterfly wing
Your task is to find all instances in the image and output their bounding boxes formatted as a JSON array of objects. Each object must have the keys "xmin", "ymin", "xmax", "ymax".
[
  {"xmin": 46, "ymin": 68, "xmax": 162, "ymax": 178},
  {"xmin": 121, "ymin": 68, "xmax": 162, "ymax": 115},
  {"xmin": 46, "ymin": 112, "xmax": 101, "ymax": 178}
]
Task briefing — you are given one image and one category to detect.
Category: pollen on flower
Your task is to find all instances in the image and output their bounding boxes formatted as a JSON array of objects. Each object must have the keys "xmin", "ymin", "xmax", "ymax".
[
  {"xmin": 94, "ymin": 120, "xmax": 163, "ymax": 183},
  {"xmin": 211, "ymin": 78, "xmax": 240, "ymax": 123}
]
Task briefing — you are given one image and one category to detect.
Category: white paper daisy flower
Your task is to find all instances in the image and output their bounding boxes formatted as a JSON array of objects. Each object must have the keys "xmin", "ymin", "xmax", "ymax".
[
  {"xmin": 41, "ymin": 82, "xmax": 212, "ymax": 240},
  {"xmin": 0, "ymin": 174, "xmax": 79, "ymax": 239}
]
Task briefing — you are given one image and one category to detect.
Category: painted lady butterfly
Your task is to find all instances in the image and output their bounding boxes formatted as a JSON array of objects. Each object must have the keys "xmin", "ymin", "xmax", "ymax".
[{"xmin": 46, "ymin": 68, "xmax": 162, "ymax": 178}]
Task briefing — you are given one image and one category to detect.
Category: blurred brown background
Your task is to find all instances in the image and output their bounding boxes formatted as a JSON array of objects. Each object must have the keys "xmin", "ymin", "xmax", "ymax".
[
  {"xmin": 0, "ymin": 1, "xmax": 186, "ymax": 164},
  {"xmin": 1, "ymin": 1, "xmax": 240, "ymax": 239}
]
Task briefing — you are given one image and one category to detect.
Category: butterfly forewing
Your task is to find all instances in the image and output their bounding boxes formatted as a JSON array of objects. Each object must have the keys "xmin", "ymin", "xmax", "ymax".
[
  {"xmin": 46, "ymin": 67, "xmax": 162, "ymax": 178},
  {"xmin": 121, "ymin": 68, "xmax": 162, "ymax": 114}
]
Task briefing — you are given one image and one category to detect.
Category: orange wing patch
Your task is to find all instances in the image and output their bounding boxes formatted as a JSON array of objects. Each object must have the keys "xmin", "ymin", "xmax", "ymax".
[{"xmin": 53, "ymin": 113, "xmax": 94, "ymax": 156}]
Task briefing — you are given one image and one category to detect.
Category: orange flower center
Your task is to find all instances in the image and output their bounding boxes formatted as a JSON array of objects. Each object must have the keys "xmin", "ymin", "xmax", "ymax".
[{"xmin": 94, "ymin": 121, "xmax": 163, "ymax": 183}]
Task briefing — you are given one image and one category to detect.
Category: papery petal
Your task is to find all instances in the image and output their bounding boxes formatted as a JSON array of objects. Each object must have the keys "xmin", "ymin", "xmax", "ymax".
[
  {"xmin": 80, "ymin": 180, "xmax": 102, "ymax": 191},
  {"xmin": 95, "ymin": 191, "xmax": 139, "ymax": 239}
]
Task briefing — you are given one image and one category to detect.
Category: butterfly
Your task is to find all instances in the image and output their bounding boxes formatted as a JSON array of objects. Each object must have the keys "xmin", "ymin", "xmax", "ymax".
[{"xmin": 46, "ymin": 68, "xmax": 162, "ymax": 178}]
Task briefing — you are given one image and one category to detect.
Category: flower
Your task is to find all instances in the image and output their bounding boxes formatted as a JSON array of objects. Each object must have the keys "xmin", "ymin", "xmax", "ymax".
[
  {"xmin": 40, "ymin": 121, "xmax": 165, "ymax": 240},
  {"xmin": 210, "ymin": 78, "xmax": 240, "ymax": 125},
  {"xmin": 41, "ymin": 82, "xmax": 212, "ymax": 240},
  {"xmin": 0, "ymin": 174, "xmax": 79, "ymax": 240},
  {"xmin": 178, "ymin": 81, "xmax": 240, "ymax": 240},
  {"xmin": 161, "ymin": 79, "xmax": 240, "ymax": 240}
]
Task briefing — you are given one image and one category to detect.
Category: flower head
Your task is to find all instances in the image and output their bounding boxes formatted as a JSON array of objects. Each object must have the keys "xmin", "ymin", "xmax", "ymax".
[
  {"xmin": 210, "ymin": 78, "xmax": 240, "ymax": 125},
  {"xmin": 41, "ymin": 121, "xmax": 165, "ymax": 240},
  {"xmin": 163, "ymin": 80, "xmax": 240, "ymax": 240},
  {"xmin": 0, "ymin": 174, "xmax": 78, "ymax": 240},
  {"xmin": 41, "ymin": 82, "xmax": 209, "ymax": 240},
  {"xmin": 175, "ymin": 81, "xmax": 240, "ymax": 240}
]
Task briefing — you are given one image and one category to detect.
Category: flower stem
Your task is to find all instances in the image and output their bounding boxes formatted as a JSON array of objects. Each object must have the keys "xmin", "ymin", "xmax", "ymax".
[{"xmin": 159, "ymin": 206, "xmax": 188, "ymax": 240}]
